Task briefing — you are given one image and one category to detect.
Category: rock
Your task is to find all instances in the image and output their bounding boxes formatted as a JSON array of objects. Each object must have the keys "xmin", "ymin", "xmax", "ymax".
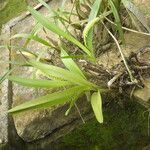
[
  {"xmin": 133, "ymin": 0, "xmax": 150, "ymax": 26},
  {"xmin": 134, "ymin": 78, "xmax": 150, "ymax": 108},
  {"xmin": 4, "ymin": 0, "xmax": 83, "ymax": 143},
  {"xmin": 0, "ymin": 24, "xmax": 10, "ymax": 149},
  {"xmin": 143, "ymin": 144, "xmax": 150, "ymax": 150},
  {"xmin": 13, "ymin": 98, "xmax": 92, "ymax": 142}
]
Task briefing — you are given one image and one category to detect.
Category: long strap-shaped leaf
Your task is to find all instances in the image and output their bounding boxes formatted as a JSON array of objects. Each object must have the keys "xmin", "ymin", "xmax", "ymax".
[
  {"xmin": 88, "ymin": 0, "xmax": 102, "ymax": 22},
  {"xmin": 65, "ymin": 93, "xmax": 80, "ymax": 116},
  {"xmin": 8, "ymin": 86, "xmax": 88, "ymax": 114},
  {"xmin": 108, "ymin": 0, "xmax": 124, "ymax": 42},
  {"xmin": 28, "ymin": 6, "xmax": 92, "ymax": 57},
  {"xmin": 23, "ymin": 22, "xmax": 42, "ymax": 48},
  {"xmin": 60, "ymin": 47, "xmax": 86, "ymax": 79},
  {"xmin": 91, "ymin": 90, "xmax": 103, "ymax": 123},
  {"xmin": 0, "ymin": 68, "xmax": 15, "ymax": 84},
  {"xmin": 12, "ymin": 33, "xmax": 53, "ymax": 48},
  {"xmin": 84, "ymin": 0, "xmax": 102, "ymax": 52},
  {"xmin": 37, "ymin": 0, "xmax": 55, "ymax": 15},
  {"xmin": 28, "ymin": 60, "xmax": 94, "ymax": 87},
  {"xmin": 83, "ymin": 11, "xmax": 112, "ymax": 50},
  {"xmin": 7, "ymin": 76, "xmax": 72, "ymax": 88}
]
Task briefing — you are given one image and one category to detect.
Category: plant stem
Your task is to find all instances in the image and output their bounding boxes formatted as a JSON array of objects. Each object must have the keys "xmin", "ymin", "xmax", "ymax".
[
  {"xmin": 102, "ymin": 22, "xmax": 137, "ymax": 83},
  {"xmin": 75, "ymin": 102, "xmax": 85, "ymax": 123}
]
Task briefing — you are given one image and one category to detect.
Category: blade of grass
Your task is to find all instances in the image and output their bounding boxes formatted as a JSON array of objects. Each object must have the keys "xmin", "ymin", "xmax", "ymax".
[
  {"xmin": 28, "ymin": 60, "xmax": 94, "ymax": 87},
  {"xmin": 65, "ymin": 94, "xmax": 79, "ymax": 116},
  {"xmin": 109, "ymin": 0, "xmax": 124, "ymax": 42},
  {"xmin": 0, "ymin": 68, "xmax": 15, "ymax": 84},
  {"xmin": 7, "ymin": 76, "xmax": 73, "ymax": 88},
  {"xmin": 88, "ymin": 0, "xmax": 102, "ymax": 21},
  {"xmin": 37, "ymin": 0, "xmax": 55, "ymax": 16},
  {"xmin": 83, "ymin": 11, "xmax": 112, "ymax": 52},
  {"xmin": 8, "ymin": 86, "xmax": 88, "ymax": 114},
  {"xmin": 60, "ymin": 46, "xmax": 86, "ymax": 79},
  {"xmin": 84, "ymin": 0, "xmax": 102, "ymax": 55},
  {"xmin": 61, "ymin": 54, "xmax": 86, "ymax": 59},
  {"xmin": 23, "ymin": 22, "xmax": 42, "ymax": 48},
  {"xmin": 12, "ymin": 33, "xmax": 54, "ymax": 48},
  {"xmin": 91, "ymin": 90, "xmax": 103, "ymax": 123},
  {"xmin": 28, "ymin": 6, "xmax": 92, "ymax": 57}
]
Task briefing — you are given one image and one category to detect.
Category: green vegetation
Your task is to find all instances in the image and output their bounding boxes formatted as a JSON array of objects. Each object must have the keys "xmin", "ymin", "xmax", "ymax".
[
  {"xmin": 0, "ymin": 0, "xmax": 27, "ymax": 29},
  {"xmin": 56, "ymin": 101, "xmax": 150, "ymax": 150},
  {"xmin": 0, "ymin": 0, "xmax": 150, "ymax": 149},
  {"xmin": 1, "ymin": 0, "xmax": 150, "ymax": 124}
]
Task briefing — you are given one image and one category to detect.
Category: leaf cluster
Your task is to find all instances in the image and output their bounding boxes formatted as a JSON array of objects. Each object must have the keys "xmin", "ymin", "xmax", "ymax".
[{"xmin": 0, "ymin": 0, "xmax": 149, "ymax": 123}]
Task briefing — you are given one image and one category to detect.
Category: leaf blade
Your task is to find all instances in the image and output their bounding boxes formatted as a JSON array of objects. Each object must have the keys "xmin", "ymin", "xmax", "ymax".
[
  {"xmin": 60, "ymin": 46, "xmax": 86, "ymax": 79},
  {"xmin": 12, "ymin": 33, "xmax": 53, "ymax": 48},
  {"xmin": 8, "ymin": 86, "xmax": 88, "ymax": 114},
  {"xmin": 109, "ymin": 0, "xmax": 124, "ymax": 42},
  {"xmin": 28, "ymin": 6, "xmax": 91, "ymax": 56},
  {"xmin": 91, "ymin": 90, "xmax": 103, "ymax": 123},
  {"xmin": 83, "ymin": 11, "xmax": 112, "ymax": 51},
  {"xmin": 29, "ymin": 60, "xmax": 93, "ymax": 87},
  {"xmin": 7, "ymin": 76, "xmax": 72, "ymax": 88},
  {"xmin": 84, "ymin": 0, "xmax": 102, "ymax": 52},
  {"xmin": 88, "ymin": 0, "xmax": 102, "ymax": 22}
]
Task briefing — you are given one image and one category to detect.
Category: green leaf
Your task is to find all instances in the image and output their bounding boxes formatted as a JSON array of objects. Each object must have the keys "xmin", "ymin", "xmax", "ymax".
[
  {"xmin": 88, "ymin": 0, "xmax": 102, "ymax": 22},
  {"xmin": 83, "ymin": 11, "xmax": 112, "ymax": 52},
  {"xmin": 7, "ymin": 76, "xmax": 72, "ymax": 88},
  {"xmin": 109, "ymin": 0, "xmax": 124, "ymax": 42},
  {"xmin": 91, "ymin": 90, "xmax": 103, "ymax": 123},
  {"xmin": 12, "ymin": 33, "xmax": 53, "ymax": 48},
  {"xmin": 8, "ymin": 86, "xmax": 88, "ymax": 114},
  {"xmin": 60, "ymin": 46, "xmax": 86, "ymax": 79},
  {"xmin": 61, "ymin": 54, "xmax": 85, "ymax": 59},
  {"xmin": 23, "ymin": 22, "xmax": 42, "ymax": 48},
  {"xmin": 37, "ymin": 0, "xmax": 55, "ymax": 15},
  {"xmin": 83, "ymin": 0, "xmax": 102, "ymax": 54},
  {"xmin": 28, "ymin": 6, "xmax": 91, "ymax": 57},
  {"xmin": 61, "ymin": 0, "xmax": 67, "ymax": 10},
  {"xmin": 28, "ymin": 60, "xmax": 94, "ymax": 87},
  {"xmin": 0, "ymin": 68, "xmax": 15, "ymax": 84},
  {"xmin": 65, "ymin": 94, "xmax": 79, "ymax": 116}
]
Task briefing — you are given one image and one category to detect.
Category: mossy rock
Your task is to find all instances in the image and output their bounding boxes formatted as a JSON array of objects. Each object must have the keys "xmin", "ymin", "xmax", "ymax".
[
  {"xmin": 0, "ymin": 0, "xmax": 27, "ymax": 29},
  {"xmin": 53, "ymin": 100, "xmax": 150, "ymax": 150}
]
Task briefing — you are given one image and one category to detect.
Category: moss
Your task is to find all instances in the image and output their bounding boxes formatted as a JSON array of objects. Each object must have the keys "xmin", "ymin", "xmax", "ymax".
[
  {"xmin": 0, "ymin": 0, "xmax": 27, "ymax": 29},
  {"xmin": 55, "ymin": 100, "xmax": 150, "ymax": 150}
]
